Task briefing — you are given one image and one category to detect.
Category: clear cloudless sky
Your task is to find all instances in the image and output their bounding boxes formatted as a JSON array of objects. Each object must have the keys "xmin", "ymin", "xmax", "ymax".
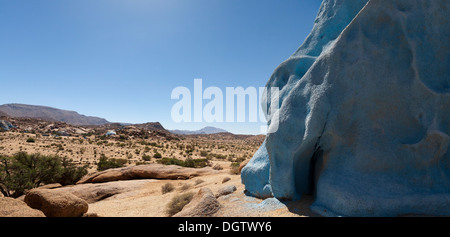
[{"xmin": 0, "ymin": 0, "xmax": 322, "ymax": 134}]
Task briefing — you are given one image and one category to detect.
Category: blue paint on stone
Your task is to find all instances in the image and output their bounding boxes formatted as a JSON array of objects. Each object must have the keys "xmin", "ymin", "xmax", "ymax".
[{"xmin": 242, "ymin": 0, "xmax": 450, "ymax": 216}]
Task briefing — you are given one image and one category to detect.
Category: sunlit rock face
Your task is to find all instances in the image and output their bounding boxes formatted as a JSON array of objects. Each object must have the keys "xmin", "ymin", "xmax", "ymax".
[{"xmin": 242, "ymin": 0, "xmax": 450, "ymax": 217}]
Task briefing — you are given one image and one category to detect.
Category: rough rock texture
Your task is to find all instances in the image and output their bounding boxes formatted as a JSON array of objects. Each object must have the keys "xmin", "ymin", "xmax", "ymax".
[
  {"xmin": 215, "ymin": 185, "xmax": 237, "ymax": 198},
  {"xmin": 37, "ymin": 183, "xmax": 63, "ymax": 190},
  {"xmin": 173, "ymin": 188, "xmax": 221, "ymax": 217},
  {"xmin": 77, "ymin": 164, "xmax": 219, "ymax": 184},
  {"xmin": 0, "ymin": 197, "xmax": 46, "ymax": 217},
  {"xmin": 57, "ymin": 180, "xmax": 152, "ymax": 203},
  {"xmin": 241, "ymin": 139, "xmax": 272, "ymax": 198},
  {"xmin": 24, "ymin": 189, "xmax": 89, "ymax": 217},
  {"xmin": 242, "ymin": 0, "xmax": 450, "ymax": 217}
]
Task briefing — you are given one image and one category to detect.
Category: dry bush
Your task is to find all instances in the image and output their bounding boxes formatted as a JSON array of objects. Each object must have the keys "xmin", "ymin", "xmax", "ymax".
[
  {"xmin": 229, "ymin": 166, "xmax": 240, "ymax": 175},
  {"xmin": 161, "ymin": 183, "xmax": 175, "ymax": 194},
  {"xmin": 166, "ymin": 192, "xmax": 194, "ymax": 216},
  {"xmin": 178, "ymin": 183, "xmax": 192, "ymax": 192},
  {"xmin": 194, "ymin": 179, "xmax": 204, "ymax": 185}
]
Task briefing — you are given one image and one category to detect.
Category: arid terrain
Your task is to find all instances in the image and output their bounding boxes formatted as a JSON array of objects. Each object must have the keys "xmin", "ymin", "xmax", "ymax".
[
  {"xmin": 0, "ymin": 116, "xmax": 263, "ymax": 173},
  {"xmin": 0, "ymin": 115, "xmax": 317, "ymax": 217}
]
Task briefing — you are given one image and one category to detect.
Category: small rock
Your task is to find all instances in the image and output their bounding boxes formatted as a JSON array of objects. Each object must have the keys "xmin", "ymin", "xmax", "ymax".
[
  {"xmin": 215, "ymin": 185, "xmax": 237, "ymax": 198},
  {"xmin": 24, "ymin": 189, "xmax": 88, "ymax": 217},
  {"xmin": 222, "ymin": 177, "xmax": 231, "ymax": 183}
]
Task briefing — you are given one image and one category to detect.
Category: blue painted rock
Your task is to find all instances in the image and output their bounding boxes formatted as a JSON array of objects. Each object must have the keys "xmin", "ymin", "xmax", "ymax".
[{"xmin": 242, "ymin": 0, "xmax": 450, "ymax": 216}]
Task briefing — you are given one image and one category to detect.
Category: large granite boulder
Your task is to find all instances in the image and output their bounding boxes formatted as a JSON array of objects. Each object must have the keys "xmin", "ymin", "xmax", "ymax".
[
  {"xmin": 242, "ymin": 0, "xmax": 450, "ymax": 216},
  {"xmin": 24, "ymin": 189, "xmax": 89, "ymax": 217}
]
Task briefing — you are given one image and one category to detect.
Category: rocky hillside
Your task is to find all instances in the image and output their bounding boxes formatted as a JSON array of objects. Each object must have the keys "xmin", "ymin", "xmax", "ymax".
[
  {"xmin": 0, "ymin": 110, "xmax": 9, "ymax": 117},
  {"xmin": 0, "ymin": 104, "xmax": 109, "ymax": 126},
  {"xmin": 0, "ymin": 116, "xmax": 177, "ymax": 140}
]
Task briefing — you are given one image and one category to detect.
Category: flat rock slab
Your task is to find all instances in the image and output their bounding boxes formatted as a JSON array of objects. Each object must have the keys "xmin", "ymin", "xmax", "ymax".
[
  {"xmin": 77, "ymin": 164, "xmax": 220, "ymax": 184},
  {"xmin": 56, "ymin": 179, "xmax": 153, "ymax": 203}
]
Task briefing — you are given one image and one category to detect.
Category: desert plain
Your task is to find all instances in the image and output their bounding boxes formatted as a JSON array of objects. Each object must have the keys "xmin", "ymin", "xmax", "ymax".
[{"xmin": 0, "ymin": 116, "xmax": 317, "ymax": 217}]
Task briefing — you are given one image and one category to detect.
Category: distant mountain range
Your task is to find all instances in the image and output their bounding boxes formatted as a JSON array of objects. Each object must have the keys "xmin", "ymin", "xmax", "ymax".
[
  {"xmin": 170, "ymin": 126, "xmax": 229, "ymax": 135},
  {"xmin": 0, "ymin": 103, "xmax": 233, "ymax": 135},
  {"xmin": 0, "ymin": 103, "xmax": 109, "ymax": 126}
]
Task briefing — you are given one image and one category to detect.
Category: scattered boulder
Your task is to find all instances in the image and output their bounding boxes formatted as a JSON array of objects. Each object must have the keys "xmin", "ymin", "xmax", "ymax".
[
  {"xmin": 77, "ymin": 164, "xmax": 220, "ymax": 184},
  {"xmin": 24, "ymin": 189, "xmax": 88, "ymax": 217},
  {"xmin": 215, "ymin": 185, "xmax": 237, "ymax": 198},
  {"xmin": 173, "ymin": 188, "xmax": 221, "ymax": 217},
  {"xmin": 222, "ymin": 177, "xmax": 231, "ymax": 183},
  {"xmin": 0, "ymin": 197, "xmax": 46, "ymax": 217}
]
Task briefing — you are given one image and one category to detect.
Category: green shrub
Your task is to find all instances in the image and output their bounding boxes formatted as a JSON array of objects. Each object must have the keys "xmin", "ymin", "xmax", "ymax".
[
  {"xmin": 148, "ymin": 142, "xmax": 162, "ymax": 148},
  {"xmin": 0, "ymin": 152, "xmax": 88, "ymax": 198},
  {"xmin": 230, "ymin": 162, "xmax": 240, "ymax": 168},
  {"xmin": 158, "ymin": 157, "xmax": 184, "ymax": 166},
  {"xmin": 96, "ymin": 154, "xmax": 127, "ymax": 171},
  {"xmin": 142, "ymin": 155, "xmax": 151, "ymax": 161},
  {"xmin": 153, "ymin": 153, "xmax": 162, "ymax": 159},
  {"xmin": 158, "ymin": 157, "xmax": 209, "ymax": 168},
  {"xmin": 57, "ymin": 157, "xmax": 89, "ymax": 186},
  {"xmin": 119, "ymin": 135, "xmax": 127, "ymax": 140},
  {"xmin": 26, "ymin": 137, "xmax": 35, "ymax": 143},
  {"xmin": 183, "ymin": 157, "xmax": 209, "ymax": 168},
  {"xmin": 166, "ymin": 192, "xmax": 194, "ymax": 216},
  {"xmin": 56, "ymin": 144, "xmax": 64, "ymax": 151}
]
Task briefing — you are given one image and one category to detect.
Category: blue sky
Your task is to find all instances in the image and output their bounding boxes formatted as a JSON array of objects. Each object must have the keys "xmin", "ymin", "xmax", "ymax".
[{"xmin": 0, "ymin": 0, "xmax": 322, "ymax": 134}]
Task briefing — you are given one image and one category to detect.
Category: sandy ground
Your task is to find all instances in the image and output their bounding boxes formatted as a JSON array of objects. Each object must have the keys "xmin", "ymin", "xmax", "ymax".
[
  {"xmin": 0, "ymin": 131, "xmax": 262, "ymax": 173},
  {"xmin": 1, "ymin": 131, "xmax": 318, "ymax": 217},
  {"xmin": 83, "ymin": 173, "xmax": 319, "ymax": 217}
]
